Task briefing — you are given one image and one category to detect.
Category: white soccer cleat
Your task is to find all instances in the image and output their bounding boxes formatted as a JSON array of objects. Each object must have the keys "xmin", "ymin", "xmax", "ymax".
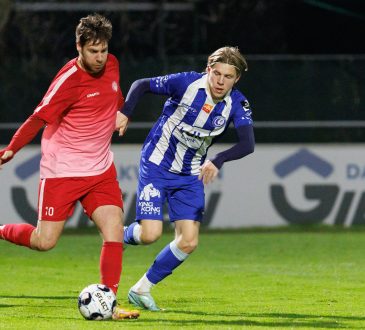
[{"xmin": 128, "ymin": 289, "xmax": 161, "ymax": 311}]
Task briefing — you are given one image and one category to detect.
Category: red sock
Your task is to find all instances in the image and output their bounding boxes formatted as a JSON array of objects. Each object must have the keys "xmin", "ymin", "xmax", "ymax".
[
  {"xmin": 100, "ymin": 241, "xmax": 123, "ymax": 295},
  {"xmin": 1, "ymin": 223, "xmax": 35, "ymax": 248}
]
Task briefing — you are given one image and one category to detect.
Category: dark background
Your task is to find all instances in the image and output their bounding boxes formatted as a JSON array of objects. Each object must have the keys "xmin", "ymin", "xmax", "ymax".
[{"xmin": 0, "ymin": 0, "xmax": 364, "ymax": 143}]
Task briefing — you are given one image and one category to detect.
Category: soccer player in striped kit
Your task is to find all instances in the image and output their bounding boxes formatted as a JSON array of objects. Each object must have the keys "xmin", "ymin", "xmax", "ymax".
[
  {"xmin": 117, "ymin": 46, "xmax": 255, "ymax": 311},
  {"xmin": 0, "ymin": 13, "xmax": 138, "ymax": 320}
]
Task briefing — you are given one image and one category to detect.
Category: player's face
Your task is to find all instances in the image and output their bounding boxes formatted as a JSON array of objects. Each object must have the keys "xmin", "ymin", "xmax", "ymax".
[
  {"xmin": 207, "ymin": 63, "xmax": 240, "ymax": 102},
  {"xmin": 77, "ymin": 40, "xmax": 108, "ymax": 75}
]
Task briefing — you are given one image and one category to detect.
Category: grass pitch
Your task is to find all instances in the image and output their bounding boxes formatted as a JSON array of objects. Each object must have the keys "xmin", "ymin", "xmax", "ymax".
[{"xmin": 1, "ymin": 227, "xmax": 365, "ymax": 329}]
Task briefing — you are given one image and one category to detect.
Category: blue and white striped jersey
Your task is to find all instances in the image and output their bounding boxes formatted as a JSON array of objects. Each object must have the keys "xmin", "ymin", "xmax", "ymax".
[{"xmin": 141, "ymin": 71, "xmax": 253, "ymax": 175}]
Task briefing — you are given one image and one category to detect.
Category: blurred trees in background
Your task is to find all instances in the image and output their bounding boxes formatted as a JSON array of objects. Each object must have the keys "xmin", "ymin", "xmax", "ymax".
[{"xmin": 0, "ymin": 0, "xmax": 364, "ymax": 142}]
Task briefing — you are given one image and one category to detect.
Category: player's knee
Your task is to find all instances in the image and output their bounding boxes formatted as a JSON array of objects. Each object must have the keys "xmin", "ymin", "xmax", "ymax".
[
  {"xmin": 140, "ymin": 230, "xmax": 161, "ymax": 244},
  {"xmin": 33, "ymin": 238, "xmax": 58, "ymax": 251},
  {"xmin": 179, "ymin": 239, "xmax": 198, "ymax": 254},
  {"xmin": 99, "ymin": 222, "xmax": 123, "ymax": 242}
]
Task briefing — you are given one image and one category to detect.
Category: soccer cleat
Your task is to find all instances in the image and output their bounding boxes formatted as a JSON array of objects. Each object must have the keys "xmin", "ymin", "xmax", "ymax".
[
  {"xmin": 112, "ymin": 305, "xmax": 140, "ymax": 320},
  {"xmin": 128, "ymin": 289, "xmax": 161, "ymax": 311}
]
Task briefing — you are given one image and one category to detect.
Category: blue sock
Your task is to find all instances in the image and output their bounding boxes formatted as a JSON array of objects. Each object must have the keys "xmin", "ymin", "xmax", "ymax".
[
  {"xmin": 146, "ymin": 241, "xmax": 189, "ymax": 285},
  {"xmin": 123, "ymin": 222, "xmax": 139, "ymax": 245}
]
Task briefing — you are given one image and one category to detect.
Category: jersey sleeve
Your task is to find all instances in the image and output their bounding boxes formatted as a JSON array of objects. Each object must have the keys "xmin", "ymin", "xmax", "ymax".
[
  {"xmin": 34, "ymin": 68, "xmax": 79, "ymax": 124},
  {"xmin": 150, "ymin": 72, "xmax": 196, "ymax": 97},
  {"xmin": 7, "ymin": 114, "xmax": 46, "ymax": 154},
  {"xmin": 231, "ymin": 98, "xmax": 253, "ymax": 128}
]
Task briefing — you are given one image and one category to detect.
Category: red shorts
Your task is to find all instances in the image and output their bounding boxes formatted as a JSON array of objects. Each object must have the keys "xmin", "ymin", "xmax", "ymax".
[{"xmin": 37, "ymin": 163, "xmax": 123, "ymax": 221}]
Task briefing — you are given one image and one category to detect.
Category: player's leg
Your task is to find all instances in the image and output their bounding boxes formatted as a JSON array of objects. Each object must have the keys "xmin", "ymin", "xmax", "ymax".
[
  {"xmin": 124, "ymin": 170, "xmax": 165, "ymax": 245},
  {"xmin": 124, "ymin": 219, "xmax": 163, "ymax": 245},
  {"xmin": 92, "ymin": 207, "xmax": 139, "ymax": 319},
  {"xmin": 82, "ymin": 164, "xmax": 125, "ymax": 295},
  {"xmin": 30, "ymin": 220, "xmax": 66, "ymax": 250},
  {"xmin": 91, "ymin": 205, "xmax": 124, "ymax": 294},
  {"xmin": 137, "ymin": 220, "xmax": 200, "ymax": 284},
  {"xmin": 128, "ymin": 174, "xmax": 204, "ymax": 311},
  {"xmin": 0, "ymin": 177, "xmax": 69, "ymax": 250},
  {"xmin": 174, "ymin": 219, "xmax": 200, "ymax": 253},
  {"xmin": 0, "ymin": 220, "xmax": 65, "ymax": 250},
  {"xmin": 0, "ymin": 223, "xmax": 36, "ymax": 247},
  {"xmin": 128, "ymin": 220, "xmax": 199, "ymax": 311},
  {"xmin": 83, "ymin": 164, "xmax": 139, "ymax": 319}
]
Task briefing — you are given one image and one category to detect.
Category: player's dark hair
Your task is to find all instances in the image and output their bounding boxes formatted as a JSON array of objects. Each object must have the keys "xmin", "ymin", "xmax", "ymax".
[
  {"xmin": 207, "ymin": 46, "xmax": 248, "ymax": 76},
  {"xmin": 76, "ymin": 13, "xmax": 112, "ymax": 47}
]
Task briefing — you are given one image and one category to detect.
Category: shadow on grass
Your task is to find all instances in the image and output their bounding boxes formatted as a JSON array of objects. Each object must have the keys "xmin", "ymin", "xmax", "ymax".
[
  {"xmin": 0, "ymin": 295, "xmax": 74, "ymax": 300},
  {"xmin": 140, "ymin": 310, "xmax": 362, "ymax": 328},
  {"xmin": 1, "ymin": 295, "xmax": 364, "ymax": 328},
  {"xmin": 166, "ymin": 310, "xmax": 365, "ymax": 322},
  {"xmin": 0, "ymin": 295, "xmax": 75, "ymax": 309}
]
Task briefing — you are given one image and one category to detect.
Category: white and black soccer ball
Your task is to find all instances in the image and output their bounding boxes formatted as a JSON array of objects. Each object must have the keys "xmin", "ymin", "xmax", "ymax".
[{"xmin": 78, "ymin": 284, "xmax": 117, "ymax": 320}]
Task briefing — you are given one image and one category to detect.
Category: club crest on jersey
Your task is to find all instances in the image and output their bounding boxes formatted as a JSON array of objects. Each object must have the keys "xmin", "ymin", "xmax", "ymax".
[
  {"xmin": 212, "ymin": 116, "xmax": 226, "ymax": 127},
  {"xmin": 112, "ymin": 81, "xmax": 118, "ymax": 92},
  {"xmin": 202, "ymin": 103, "xmax": 213, "ymax": 114}
]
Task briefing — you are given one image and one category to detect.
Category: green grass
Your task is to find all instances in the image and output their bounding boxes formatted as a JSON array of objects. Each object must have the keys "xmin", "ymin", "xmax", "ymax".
[{"xmin": 1, "ymin": 227, "xmax": 365, "ymax": 329}]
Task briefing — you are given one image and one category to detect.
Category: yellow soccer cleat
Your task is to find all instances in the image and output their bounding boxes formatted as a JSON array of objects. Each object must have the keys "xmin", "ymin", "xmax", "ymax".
[{"xmin": 112, "ymin": 305, "xmax": 140, "ymax": 320}]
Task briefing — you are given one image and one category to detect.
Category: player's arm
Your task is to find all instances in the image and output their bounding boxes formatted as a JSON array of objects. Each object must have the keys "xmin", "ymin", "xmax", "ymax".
[
  {"xmin": 0, "ymin": 113, "xmax": 46, "ymax": 166},
  {"xmin": 117, "ymin": 78, "xmax": 151, "ymax": 136},
  {"xmin": 199, "ymin": 125, "xmax": 255, "ymax": 184}
]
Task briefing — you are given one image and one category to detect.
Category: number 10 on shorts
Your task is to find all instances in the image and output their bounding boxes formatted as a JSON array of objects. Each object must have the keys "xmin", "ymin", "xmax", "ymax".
[{"xmin": 45, "ymin": 206, "xmax": 55, "ymax": 217}]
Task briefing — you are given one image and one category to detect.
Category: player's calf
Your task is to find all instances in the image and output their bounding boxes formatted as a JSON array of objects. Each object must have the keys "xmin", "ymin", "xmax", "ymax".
[{"xmin": 0, "ymin": 223, "xmax": 35, "ymax": 247}]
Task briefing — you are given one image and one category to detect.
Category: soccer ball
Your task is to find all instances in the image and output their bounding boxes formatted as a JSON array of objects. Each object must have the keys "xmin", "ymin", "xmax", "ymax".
[{"xmin": 78, "ymin": 284, "xmax": 117, "ymax": 320}]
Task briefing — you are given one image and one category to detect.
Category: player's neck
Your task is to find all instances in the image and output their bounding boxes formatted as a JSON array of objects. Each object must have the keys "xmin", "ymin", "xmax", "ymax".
[
  {"xmin": 207, "ymin": 86, "xmax": 224, "ymax": 103},
  {"xmin": 77, "ymin": 58, "xmax": 86, "ymax": 71}
]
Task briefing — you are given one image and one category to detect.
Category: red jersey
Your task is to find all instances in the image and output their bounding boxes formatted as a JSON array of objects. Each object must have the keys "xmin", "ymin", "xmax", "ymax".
[{"xmin": 34, "ymin": 54, "xmax": 124, "ymax": 178}]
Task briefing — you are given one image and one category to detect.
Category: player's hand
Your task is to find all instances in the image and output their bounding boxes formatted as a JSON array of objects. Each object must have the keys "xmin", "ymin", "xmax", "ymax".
[
  {"xmin": 115, "ymin": 111, "xmax": 129, "ymax": 136},
  {"xmin": 198, "ymin": 160, "xmax": 219, "ymax": 185},
  {"xmin": 0, "ymin": 149, "xmax": 14, "ymax": 168}
]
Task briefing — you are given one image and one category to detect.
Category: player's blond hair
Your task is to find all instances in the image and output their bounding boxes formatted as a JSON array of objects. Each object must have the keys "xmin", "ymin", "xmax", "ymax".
[
  {"xmin": 76, "ymin": 13, "xmax": 112, "ymax": 47},
  {"xmin": 207, "ymin": 46, "xmax": 248, "ymax": 76}
]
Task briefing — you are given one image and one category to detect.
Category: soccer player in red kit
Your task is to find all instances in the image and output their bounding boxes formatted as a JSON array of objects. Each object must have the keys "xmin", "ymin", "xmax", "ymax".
[{"xmin": 0, "ymin": 13, "xmax": 139, "ymax": 320}]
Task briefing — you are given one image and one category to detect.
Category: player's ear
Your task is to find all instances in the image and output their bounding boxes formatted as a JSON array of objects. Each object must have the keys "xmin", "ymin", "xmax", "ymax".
[
  {"xmin": 234, "ymin": 75, "xmax": 241, "ymax": 84},
  {"xmin": 76, "ymin": 42, "xmax": 82, "ymax": 53}
]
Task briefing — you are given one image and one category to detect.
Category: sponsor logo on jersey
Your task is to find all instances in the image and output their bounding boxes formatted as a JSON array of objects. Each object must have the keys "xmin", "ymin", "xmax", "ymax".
[
  {"xmin": 138, "ymin": 183, "xmax": 161, "ymax": 215},
  {"xmin": 86, "ymin": 92, "xmax": 100, "ymax": 98},
  {"xmin": 181, "ymin": 102, "xmax": 198, "ymax": 113},
  {"xmin": 202, "ymin": 103, "xmax": 213, "ymax": 114},
  {"xmin": 138, "ymin": 201, "xmax": 161, "ymax": 216},
  {"xmin": 112, "ymin": 81, "xmax": 118, "ymax": 92},
  {"xmin": 241, "ymin": 100, "xmax": 250, "ymax": 111},
  {"xmin": 139, "ymin": 183, "xmax": 161, "ymax": 201},
  {"xmin": 212, "ymin": 115, "xmax": 226, "ymax": 127}
]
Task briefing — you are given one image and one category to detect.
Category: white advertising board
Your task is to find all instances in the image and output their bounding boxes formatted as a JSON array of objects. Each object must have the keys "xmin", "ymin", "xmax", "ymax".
[{"xmin": 1, "ymin": 144, "xmax": 364, "ymax": 228}]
